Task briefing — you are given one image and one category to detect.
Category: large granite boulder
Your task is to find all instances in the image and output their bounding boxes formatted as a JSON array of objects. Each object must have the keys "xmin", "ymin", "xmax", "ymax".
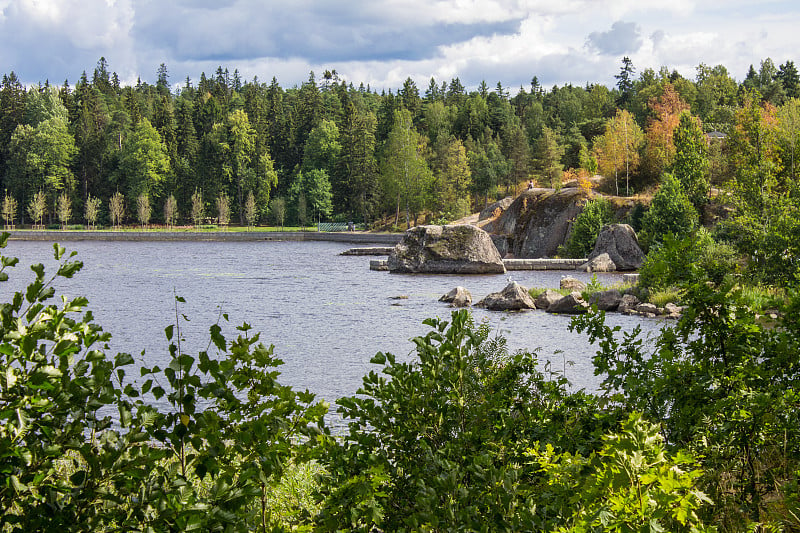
[
  {"xmin": 546, "ymin": 292, "xmax": 590, "ymax": 314},
  {"xmin": 587, "ymin": 289, "xmax": 623, "ymax": 311},
  {"xmin": 534, "ymin": 289, "xmax": 563, "ymax": 310},
  {"xmin": 587, "ymin": 224, "xmax": 645, "ymax": 271},
  {"xmin": 578, "ymin": 252, "xmax": 617, "ymax": 273},
  {"xmin": 439, "ymin": 286, "xmax": 473, "ymax": 307},
  {"xmin": 475, "ymin": 282, "xmax": 536, "ymax": 311},
  {"xmin": 388, "ymin": 225, "xmax": 505, "ymax": 274}
]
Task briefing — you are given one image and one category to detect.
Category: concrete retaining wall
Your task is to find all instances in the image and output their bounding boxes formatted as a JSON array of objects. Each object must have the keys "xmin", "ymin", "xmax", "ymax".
[
  {"xmin": 503, "ymin": 258, "xmax": 587, "ymax": 270},
  {"xmin": 369, "ymin": 258, "xmax": 587, "ymax": 272},
  {"xmin": 5, "ymin": 230, "xmax": 404, "ymax": 245},
  {"xmin": 341, "ymin": 247, "xmax": 396, "ymax": 256}
]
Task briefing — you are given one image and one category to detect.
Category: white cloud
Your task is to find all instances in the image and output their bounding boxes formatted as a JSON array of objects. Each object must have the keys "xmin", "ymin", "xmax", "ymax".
[{"xmin": 0, "ymin": 0, "xmax": 799, "ymax": 92}]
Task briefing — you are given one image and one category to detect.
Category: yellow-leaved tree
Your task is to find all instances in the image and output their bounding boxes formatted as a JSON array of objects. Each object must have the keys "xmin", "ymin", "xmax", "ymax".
[{"xmin": 593, "ymin": 109, "xmax": 644, "ymax": 196}]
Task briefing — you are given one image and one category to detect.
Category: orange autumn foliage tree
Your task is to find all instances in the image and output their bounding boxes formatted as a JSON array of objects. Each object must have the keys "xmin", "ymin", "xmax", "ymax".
[
  {"xmin": 642, "ymin": 83, "xmax": 690, "ymax": 181},
  {"xmin": 563, "ymin": 168, "xmax": 596, "ymax": 194}
]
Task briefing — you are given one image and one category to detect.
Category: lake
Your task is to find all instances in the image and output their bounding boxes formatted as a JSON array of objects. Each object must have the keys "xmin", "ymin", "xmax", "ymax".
[{"xmin": 2, "ymin": 238, "xmax": 663, "ymax": 424}]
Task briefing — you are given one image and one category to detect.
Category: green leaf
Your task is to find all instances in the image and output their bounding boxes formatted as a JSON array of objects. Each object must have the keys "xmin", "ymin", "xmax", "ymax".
[
  {"xmin": 165, "ymin": 324, "xmax": 174, "ymax": 341},
  {"xmin": 30, "ymin": 262, "xmax": 45, "ymax": 279},
  {"xmin": 115, "ymin": 352, "xmax": 134, "ymax": 368},
  {"xmin": 10, "ymin": 475, "xmax": 27, "ymax": 494},
  {"xmin": 57, "ymin": 260, "xmax": 83, "ymax": 279},
  {"xmin": 209, "ymin": 324, "xmax": 226, "ymax": 351},
  {"xmin": 53, "ymin": 243, "xmax": 66, "ymax": 260},
  {"xmin": 70, "ymin": 470, "xmax": 87, "ymax": 487}
]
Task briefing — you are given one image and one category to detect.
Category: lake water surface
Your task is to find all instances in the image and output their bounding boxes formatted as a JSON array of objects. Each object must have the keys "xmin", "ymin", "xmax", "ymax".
[{"xmin": 3, "ymin": 239, "xmax": 663, "ymax": 422}]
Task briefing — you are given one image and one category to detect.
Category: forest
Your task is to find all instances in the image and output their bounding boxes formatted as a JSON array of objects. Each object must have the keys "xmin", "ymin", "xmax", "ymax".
[{"xmin": 0, "ymin": 56, "xmax": 798, "ymax": 233}]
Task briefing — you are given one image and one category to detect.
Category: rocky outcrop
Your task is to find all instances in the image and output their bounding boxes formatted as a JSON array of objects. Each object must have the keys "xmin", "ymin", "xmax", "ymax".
[
  {"xmin": 546, "ymin": 292, "xmax": 590, "ymax": 314},
  {"xmin": 587, "ymin": 224, "xmax": 645, "ymax": 271},
  {"xmin": 440, "ymin": 286, "xmax": 473, "ymax": 307},
  {"xmin": 578, "ymin": 252, "xmax": 617, "ymax": 273},
  {"xmin": 475, "ymin": 282, "xmax": 536, "ymax": 311},
  {"xmin": 635, "ymin": 303, "xmax": 659, "ymax": 318},
  {"xmin": 560, "ymin": 276, "xmax": 586, "ymax": 291},
  {"xmin": 486, "ymin": 188, "xmax": 590, "ymax": 258},
  {"xmin": 388, "ymin": 225, "xmax": 506, "ymax": 274},
  {"xmin": 479, "ymin": 197, "xmax": 514, "ymax": 221},
  {"xmin": 490, "ymin": 234, "xmax": 510, "ymax": 257},
  {"xmin": 663, "ymin": 303, "xmax": 684, "ymax": 319}
]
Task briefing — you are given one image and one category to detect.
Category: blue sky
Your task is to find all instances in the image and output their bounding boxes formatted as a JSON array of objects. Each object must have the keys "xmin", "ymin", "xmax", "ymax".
[{"xmin": 1, "ymin": 0, "xmax": 798, "ymax": 92}]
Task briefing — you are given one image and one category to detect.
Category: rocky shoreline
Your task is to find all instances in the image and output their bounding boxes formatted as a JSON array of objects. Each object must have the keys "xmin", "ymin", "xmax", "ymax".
[{"xmin": 440, "ymin": 277, "xmax": 683, "ymax": 320}]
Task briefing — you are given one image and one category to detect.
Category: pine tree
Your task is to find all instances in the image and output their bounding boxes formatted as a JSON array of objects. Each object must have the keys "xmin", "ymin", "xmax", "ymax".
[{"xmin": 615, "ymin": 56, "xmax": 636, "ymax": 108}]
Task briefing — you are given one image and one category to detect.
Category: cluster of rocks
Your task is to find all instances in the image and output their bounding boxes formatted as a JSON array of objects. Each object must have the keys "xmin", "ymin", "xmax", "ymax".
[{"xmin": 439, "ymin": 276, "xmax": 683, "ymax": 319}]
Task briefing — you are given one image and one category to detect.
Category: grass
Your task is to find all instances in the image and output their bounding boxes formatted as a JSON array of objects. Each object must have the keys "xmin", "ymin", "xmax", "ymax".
[
  {"xmin": 736, "ymin": 284, "xmax": 785, "ymax": 314},
  {"xmin": 648, "ymin": 288, "xmax": 684, "ymax": 308}
]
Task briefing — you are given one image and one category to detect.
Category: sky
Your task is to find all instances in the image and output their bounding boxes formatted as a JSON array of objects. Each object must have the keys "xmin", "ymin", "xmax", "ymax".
[{"xmin": 1, "ymin": 0, "xmax": 799, "ymax": 93}]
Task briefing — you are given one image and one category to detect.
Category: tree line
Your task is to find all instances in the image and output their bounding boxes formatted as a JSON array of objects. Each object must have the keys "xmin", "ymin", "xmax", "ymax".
[{"xmin": 1, "ymin": 56, "xmax": 799, "ymax": 230}]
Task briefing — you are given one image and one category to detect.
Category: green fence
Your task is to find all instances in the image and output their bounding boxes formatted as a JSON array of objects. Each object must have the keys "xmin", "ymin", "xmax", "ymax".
[{"xmin": 318, "ymin": 222, "xmax": 363, "ymax": 232}]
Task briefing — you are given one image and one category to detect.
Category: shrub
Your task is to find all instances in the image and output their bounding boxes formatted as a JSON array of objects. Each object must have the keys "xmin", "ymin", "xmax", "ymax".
[
  {"xmin": 317, "ymin": 310, "xmax": 616, "ymax": 531},
  {"xmin": 0, "ymin": 233, "xmax": 327, "ymax": 531},
  {"xmin": 639, "ymin": 173, "xmax": 698, "ymax": 250},
  {"xmin": 571, "ymin": 281, "xmax": 800, "ymax": 528},
  {"xmin": 639, "ymin": 228, "xmax": 739, "ymax": 293},
  {"xmin": 562, "ymin": 197, "xmax": 613, "ymax": 258}
]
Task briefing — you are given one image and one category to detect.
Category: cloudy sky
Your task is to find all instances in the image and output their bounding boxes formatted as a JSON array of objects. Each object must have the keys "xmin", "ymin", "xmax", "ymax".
[{"xmin": 1, "ymin": 0, "xmax": 798, "ymax": 92}]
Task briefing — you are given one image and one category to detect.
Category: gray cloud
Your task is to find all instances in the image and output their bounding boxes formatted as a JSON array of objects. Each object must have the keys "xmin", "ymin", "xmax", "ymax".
[
  {"xmin": 1, "ymin": 0, "xmax": 798, "ymax": 93},
  {"xmin": 586, "ymin": 21, "xmax": 642, "ymax": 56},
  {"xmin": 132, "ymin": 1, "xmax": 521, "ymax": 63}
]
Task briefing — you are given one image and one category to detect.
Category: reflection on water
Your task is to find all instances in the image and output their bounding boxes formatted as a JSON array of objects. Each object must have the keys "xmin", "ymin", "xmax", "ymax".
[{"xmin": 3, "ymin": 239, "xmax": 664, "ymax": 427}]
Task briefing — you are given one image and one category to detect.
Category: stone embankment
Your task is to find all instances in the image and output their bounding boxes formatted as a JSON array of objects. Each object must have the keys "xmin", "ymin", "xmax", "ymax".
[
  {"xmin": 6, "ymin": 230, "xmax": 403, "ymax": 245},
  {"xmin": 340, "ymin": 247, "xmax": 396, "ymax": 256},
  {"xmin": 370, "ymin": 257, "xmax": 587, "ymax": 271}
]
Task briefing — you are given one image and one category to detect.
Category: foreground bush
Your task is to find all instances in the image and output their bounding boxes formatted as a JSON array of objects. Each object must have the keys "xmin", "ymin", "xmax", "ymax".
[
  {"xmin": 0, "ymin": 233, "xmax": 327, "ymax": 531},
  {"xmin": 317, "ymin": 310, "xmax": 714, "ymax": 532},
  {"xmin": 4, "ymin": 231, "xmax": 798, "ymax": 531},
  {"xmin": 572, "ymin": 280, "xmax": 800, "ymax": 530}
]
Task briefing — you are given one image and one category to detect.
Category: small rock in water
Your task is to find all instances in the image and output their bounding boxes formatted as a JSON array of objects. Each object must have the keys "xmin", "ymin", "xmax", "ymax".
[
  {"xmin": 546, "ymin": 292, "xmax": 589, "ymax": 314},
  {"xmin": 439, "ymin": 286, "xmax": 472, "ymax": 307},
  {"xmin": 560, "ymin": 276, "xmax": 586, "ymax": 291},
  {"xmin": 475, "ymin": 282, "xmax": 536, "ymax": 311}
]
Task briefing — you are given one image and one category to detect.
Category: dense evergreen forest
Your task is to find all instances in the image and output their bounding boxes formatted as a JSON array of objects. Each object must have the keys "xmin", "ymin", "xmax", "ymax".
[{"xmin": 1, "ymin": 56, "xmax": 799, "ymax": 230}]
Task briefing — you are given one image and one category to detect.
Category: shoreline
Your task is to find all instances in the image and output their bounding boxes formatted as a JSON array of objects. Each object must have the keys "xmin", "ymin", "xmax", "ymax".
[{"xmin": 4, "ymin": 229, "xmax": 404, "ymax": 245}]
